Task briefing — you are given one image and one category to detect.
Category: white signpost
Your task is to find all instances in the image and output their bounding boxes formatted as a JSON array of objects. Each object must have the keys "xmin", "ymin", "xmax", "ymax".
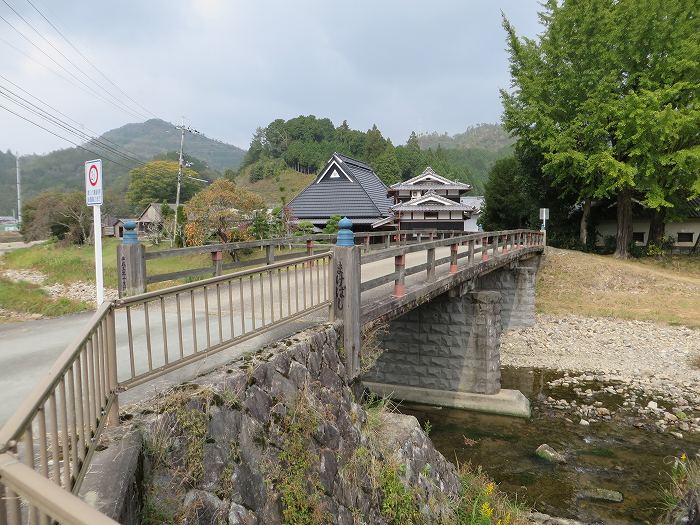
[
  {"xmin": 85, "ymin": 159, "xmax": 104, "ymax": 305},
  {"xmin": 539, "ymin": 207, "xmax": 549, "ymax": 230}
]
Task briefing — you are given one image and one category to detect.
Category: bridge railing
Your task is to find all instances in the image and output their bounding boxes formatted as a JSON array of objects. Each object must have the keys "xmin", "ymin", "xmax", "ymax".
[
  {"xmin": 358, "ymin": 229, "xmax": 544, "ymax": 297},
  {"xmin": 115, "ymin": 251, "xmax": 332, "ymax": 388},
  {"xmin": 118, "ymin": 222, "xmax": 452, "ymax": 294},
  {"xmin": 0, "ymin": 302, "xmax": 120, "ymax": 525}
]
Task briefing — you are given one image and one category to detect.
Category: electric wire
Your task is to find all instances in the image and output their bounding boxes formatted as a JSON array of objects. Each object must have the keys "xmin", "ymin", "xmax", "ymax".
[
  {"xmin": 0, "ymin": 102, "xmax": 135, "ymax": 169},
  {"xmin": 1, "ymin": 0, "xmax": 151, "ymax": 120},
  {"xmin": 0, "ymin": 87, "xmax": 145, "ymax": 164},
  {"xmin": 0, "ymin": 12, "xmax": 146, "ymax": 120},
  {"xmin": 0, "ymin": 73, "xmax": 146, "ymax": 160},
  {"xmin": 23, "ymin": 0, "xmax": 158, "ymax": 119}
]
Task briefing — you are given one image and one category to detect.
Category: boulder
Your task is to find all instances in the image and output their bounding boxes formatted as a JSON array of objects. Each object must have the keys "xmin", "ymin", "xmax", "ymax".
[
  {"xmin": 577, "ymin": 487, "xmax": 623, "ymax": 503},
  {"xmin": 535, "ymin": 444, "xmax": 566, "ymax": 464}
]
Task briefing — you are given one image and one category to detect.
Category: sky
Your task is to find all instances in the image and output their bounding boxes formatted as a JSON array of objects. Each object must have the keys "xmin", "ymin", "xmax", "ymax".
[{"xmin": 0, "ymin": 0, "xmax": 543, "ymax": 155}]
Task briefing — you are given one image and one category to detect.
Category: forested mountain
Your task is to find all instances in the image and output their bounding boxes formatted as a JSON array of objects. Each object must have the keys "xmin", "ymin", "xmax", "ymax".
[
  {"xmin": 235, "ymin": 116, "xmax": 509, "ymax": 196},
  {"xmin": 417, "ymin": 123, "xmax": 515, "ymax": 151},
  {"xmin": 0, "ymin": 119, "xmax": 245, "ymax": 216}
]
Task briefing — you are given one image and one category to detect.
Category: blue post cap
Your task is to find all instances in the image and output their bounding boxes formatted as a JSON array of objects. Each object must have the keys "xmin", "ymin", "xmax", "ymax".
[
  {"xmin": 336, "ymin": 217, "xmax": 354, "ymax": 246},
  {"xmin": 122, "ymin": 220, "xmax": 139, "ymax": 245}
]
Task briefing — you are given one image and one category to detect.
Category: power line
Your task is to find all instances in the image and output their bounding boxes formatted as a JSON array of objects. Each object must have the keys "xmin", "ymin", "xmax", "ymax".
[
  {"xmin": 0, "ymin": 102, "xmax": 135, "ymax": 169},
  {"xmin": 0, "ymin": 88, "xmax": 144, "ymax": 165},
  {"xmin": 0, "ymin": 12, "xmax": 146, "ymax": 120},
  {"xmin": 23, "ymin": 0, "xmax": 158, "ymax": 119},
  {"xmin": 0, "ymin": 73, "xmax": 144, "ymax": 159},
  {"xmin": 1, "ymin": 0, "xmax": 151, "ymax": 120}
]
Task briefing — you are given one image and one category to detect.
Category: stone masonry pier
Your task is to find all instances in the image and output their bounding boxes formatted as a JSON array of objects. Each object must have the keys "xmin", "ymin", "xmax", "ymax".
[{"xmin": 364, "ymin": 255, "xmax": 541, "ymax": 418}]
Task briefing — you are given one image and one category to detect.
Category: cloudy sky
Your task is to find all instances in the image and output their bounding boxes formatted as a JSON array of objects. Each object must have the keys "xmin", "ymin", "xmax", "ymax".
[{"xmin": 0, "ymin": 1, "xmax": 542, "ymax": 155}]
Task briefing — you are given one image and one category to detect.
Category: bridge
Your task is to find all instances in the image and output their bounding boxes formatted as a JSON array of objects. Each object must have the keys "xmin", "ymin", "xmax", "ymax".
[{"xmin": 0, "ymin": 220, "xmax": 544, "ymax": 524}]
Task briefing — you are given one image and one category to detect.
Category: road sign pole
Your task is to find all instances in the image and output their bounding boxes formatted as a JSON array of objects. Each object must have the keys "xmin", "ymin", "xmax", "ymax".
[
  {"xmin": 85, "ymin": 159, "xmax": 104, "ymax": 306},
  {"xmin": 93, "ymin": 204, "xmax": 104, "ymax": 305}
]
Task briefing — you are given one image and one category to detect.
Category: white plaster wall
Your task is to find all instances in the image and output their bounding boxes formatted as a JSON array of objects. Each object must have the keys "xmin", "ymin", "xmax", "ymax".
[{"xmin": 597, "ymin": 219, "xmax": 700, "ymax": 247}]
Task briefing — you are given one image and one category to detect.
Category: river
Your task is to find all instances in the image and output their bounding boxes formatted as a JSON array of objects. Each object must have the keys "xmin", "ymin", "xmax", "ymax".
[{"xmin": 399, "ymin": 366, "xmax": 699, "ymax": 524}]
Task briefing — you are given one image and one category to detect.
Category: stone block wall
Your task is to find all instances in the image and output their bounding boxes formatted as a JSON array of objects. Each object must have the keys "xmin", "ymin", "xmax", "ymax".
[
  {"xmin": 96, "ymin": 322, "xmax": 462, "ymax": 525},
  {"xmin": 365, "ymin": 290, "xmax": 502, "ymax": 394},
  {"xmin": 477, "ymin": 255, "xmax": 540, "ymax": 330}
]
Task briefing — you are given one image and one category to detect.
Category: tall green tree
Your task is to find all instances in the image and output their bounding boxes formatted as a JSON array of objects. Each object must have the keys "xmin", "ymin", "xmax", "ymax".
[
  {"xmin": 127, "ymin": 160, "xmax": 202, "ymax": 210},
  {"xmin": 374, "ymin": 143, "xmax": 401, "ymax": 186},
  {"xmin": 364, "ymin": 124, "xmax": 388, "ymax": 164},
  {"xmin": 501, "ymin": 0, "xmax": 700, "ymax": 257},
  {"xmin": 480, "ymin": 157, "xmax": 534, "ymax": 230}
]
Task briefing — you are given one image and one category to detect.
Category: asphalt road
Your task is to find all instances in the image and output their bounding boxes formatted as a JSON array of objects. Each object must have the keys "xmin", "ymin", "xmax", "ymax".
[{"xmin": 0, "ymin": 244, "xmax": 463, "ymax": 425}]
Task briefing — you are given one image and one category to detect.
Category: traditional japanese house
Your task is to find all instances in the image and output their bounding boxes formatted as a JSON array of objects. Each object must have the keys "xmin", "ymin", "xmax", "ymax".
[
  {"xmin": 288, "ymin": 152, "xmax": 393, "ymax": 231},
  {"xmin": 373, "ymin": 167, "xmax": 477, "ymax": 231}
]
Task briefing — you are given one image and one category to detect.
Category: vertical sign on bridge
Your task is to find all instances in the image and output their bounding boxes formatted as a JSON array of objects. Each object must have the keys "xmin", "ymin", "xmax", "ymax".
[{"xmin": 85, "ymin": 159, "xmax": 104, "ymax": 305}]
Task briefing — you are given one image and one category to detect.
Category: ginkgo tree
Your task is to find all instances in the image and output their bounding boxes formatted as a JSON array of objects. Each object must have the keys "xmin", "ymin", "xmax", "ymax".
[{"xmin": 501, "ymin": 0, "xmax": 700, "ymax": 257}]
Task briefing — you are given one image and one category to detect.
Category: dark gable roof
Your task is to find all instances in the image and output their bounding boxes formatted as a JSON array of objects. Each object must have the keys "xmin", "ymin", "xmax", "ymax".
[{"xmin": 289, "ymin": 153, "xmax": 393, "ymax": 219}]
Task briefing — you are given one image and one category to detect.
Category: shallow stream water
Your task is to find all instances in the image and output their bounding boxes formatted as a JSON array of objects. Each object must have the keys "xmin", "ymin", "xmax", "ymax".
[{"xmin": 399, "ymin": 366, "xmax": 700, "ymax": 524}]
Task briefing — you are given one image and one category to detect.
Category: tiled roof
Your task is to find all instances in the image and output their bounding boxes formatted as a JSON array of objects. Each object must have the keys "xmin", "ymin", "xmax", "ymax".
[
  {"xmin": 288, "ymin": 153, "xmax": 393, "ymax": 219},
  {"xmin": 689, "ymin": 197, "xmax": 700, "ymax": 218},
  {"xmin": 389, "ymin": 166, "xmax": 472, "ymax": 191}
]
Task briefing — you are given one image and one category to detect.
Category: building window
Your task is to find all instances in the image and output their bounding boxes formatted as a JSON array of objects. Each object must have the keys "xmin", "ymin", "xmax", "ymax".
[
  {"xmin": 632, "ymin": 232, "xmax": 645, "ymax": 243},
  {"xmin": 677, "ymin": 232, "xmax": 694, "ymax": 243},
  {"xmin": 424, "ymin": 212, "xmax": 438, "ymax": 220}
]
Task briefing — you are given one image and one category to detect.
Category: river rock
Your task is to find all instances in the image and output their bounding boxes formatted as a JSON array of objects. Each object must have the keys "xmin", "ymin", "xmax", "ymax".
[
  {"xmin": 536, "ymin": 444, "xmax": 566, "ymax": 464},
  {"xmin": 577, "ymin": 488, "xmax": 623, "ymax": 503},
  {"xmin": 579, "ymin": 419, "xmax": 590, "ymax": 426}
]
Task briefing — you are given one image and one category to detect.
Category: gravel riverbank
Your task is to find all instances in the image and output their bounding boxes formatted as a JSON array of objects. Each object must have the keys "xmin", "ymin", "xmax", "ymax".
[{"xmin": 502, "ymin": 314, "xmax": 700, "ymax": 435}]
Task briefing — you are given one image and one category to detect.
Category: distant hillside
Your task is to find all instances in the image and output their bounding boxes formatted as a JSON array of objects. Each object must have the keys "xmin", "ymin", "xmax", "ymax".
[
  {"xmin": 0, "ymin": 119, "xmax": 245, "ymax": 216},
  {"xmin": 232, "ymin": 167, "xmax": 315, "ymax": 208},
  {"xmin": 418, "ymin": 124, "xmax": 516, "ymax": 151}
]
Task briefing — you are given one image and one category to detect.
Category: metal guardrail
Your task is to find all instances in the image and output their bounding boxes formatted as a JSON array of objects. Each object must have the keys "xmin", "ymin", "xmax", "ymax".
[
  {"xmin": 0, "ymin": 229, "xmax": 544, "ymax": 524},
  {"xmin": 0, "ymin": 302, "xmax": 119, "ymax": 525}
]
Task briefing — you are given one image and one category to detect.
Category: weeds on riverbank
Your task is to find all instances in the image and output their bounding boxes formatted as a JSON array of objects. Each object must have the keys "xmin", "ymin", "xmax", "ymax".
[
  {"xmin": 661, "ymin": 453, "xmax": 700, "ymax": 523},
  {"xmin": 455, "ymin": 464, "xmax": 526, "ymax": 525}
]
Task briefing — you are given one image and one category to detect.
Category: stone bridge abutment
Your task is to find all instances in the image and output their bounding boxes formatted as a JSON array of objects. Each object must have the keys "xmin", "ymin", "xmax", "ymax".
[{"xmin": 364, "ymin": 254, "xmax": 542, "ymax": 418}]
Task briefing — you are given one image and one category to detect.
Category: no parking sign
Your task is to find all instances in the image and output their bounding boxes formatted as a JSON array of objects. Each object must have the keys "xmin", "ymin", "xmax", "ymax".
[{"xmin": 85, "ymin": 159, "xmax": 103, "ymax": 206}]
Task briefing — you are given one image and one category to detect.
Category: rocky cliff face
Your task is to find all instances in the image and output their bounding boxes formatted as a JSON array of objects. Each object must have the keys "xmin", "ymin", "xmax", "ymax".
[{"xmin": 122, "ymin": 322, "xmax": 463, "ymax": 524}]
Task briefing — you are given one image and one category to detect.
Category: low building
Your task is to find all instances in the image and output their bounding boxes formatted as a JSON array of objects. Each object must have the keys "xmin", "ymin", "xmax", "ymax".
[
  {"xmin": 596, "ymin": 197, "xmax": 700, "ymax": 253},
  {"xmin": 137, "ymin": 203, "xmax": 177, "ymax": 235},
  {"xmin": 461, "ymin": 196, "xmax": 485, "ymax": 232},
  {"xmin": 288, "ymin": 153, "xmax": 393, "ymax": 231},
  {"xmin": 373, "ymin": 167, "xmax": 477, "ymax": 231}
]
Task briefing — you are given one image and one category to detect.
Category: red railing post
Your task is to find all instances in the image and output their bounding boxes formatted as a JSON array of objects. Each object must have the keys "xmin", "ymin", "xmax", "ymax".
[
  {"xmin": 393, "ymin": 252, "xmax": 406, "ymax": 297},
  {"xmin": 450, "ymin": 242, "xmax": 458, "ymax": 273},
  {"xmin": 211, "ymin": 250, "xmax": 223, "ymax": 276}
]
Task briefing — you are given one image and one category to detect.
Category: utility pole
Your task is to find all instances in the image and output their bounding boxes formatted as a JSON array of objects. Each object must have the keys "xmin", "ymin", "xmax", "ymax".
[
  {"xmin": 172, "ymin": 117, "xmax": 200, "ymax": 247},
  {"xmin": 15, "ymin": 153, "xmax": 21, "ymax": 226}
]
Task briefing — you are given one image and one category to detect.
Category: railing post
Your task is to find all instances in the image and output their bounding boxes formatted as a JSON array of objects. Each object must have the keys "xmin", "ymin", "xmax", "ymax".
[
  {"xmin": 427, "ymin": 247, "xmax": 436, "ymax": 282},
  {"xmin": 265, "ymin": 244, "xmax": 275, "ymax": 265},
  {"xmin": 306, "ymin": 239, "xmax": 314, "ymax": 267},
  {"xmin": 364, "ymin": 235, "xmax": 370, "ymax": 253},
  {"xmin": 450, "ymin": 242, "xmax": 458, "ymax": 273},
  {"xmin": 393, "ymin": 252, "xmax": 407, "ymax": 297},
  {"xmin": 117, "ymin": 221, "xmax": 146, "ymax": 298},
  {"xmin": 468, "ymin": 239, "xmax": 474, "ymax": 264},
  {"xmin": 211, "ymin": 250, "xmax": 223, "ymax": 276},
  {"xmin": 106, "ymin": 307, "xmax": 119, "ymax": 425},
  {"xmin": 482, "ymin": 235, "xmax": 489, "ymax": 261},
  {"xmin": 502, "ymin": 234, "xmax": 509, "ymax": 254},
  {"xmin": 384, "ymin": 234, "xmax": 391, "ymax": 249},
  {"xmin": 492, "ymin": 234, "xmax": 498, "ymax": 257},
  {"xmin": 331, "ymin": 218, "xmax": 361, "ymax": 380}
]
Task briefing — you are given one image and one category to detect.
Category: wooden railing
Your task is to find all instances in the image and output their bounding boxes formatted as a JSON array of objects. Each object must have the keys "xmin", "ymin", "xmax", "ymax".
[
  {"xmin": 0, "ymin": 228, "xmax": 544, "ymax": 524},
  {"xmin": 136, "ymin": 229, "xmax": 452, "ymax": 289}
]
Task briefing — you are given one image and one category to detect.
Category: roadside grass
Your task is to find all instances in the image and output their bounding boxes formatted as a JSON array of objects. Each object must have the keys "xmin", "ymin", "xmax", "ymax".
[
  {"xmin": 537, "ymin": 248, "xmax": 700, "ymax": 328},
  {"xmin": 0, "ymin": 277, "xmax": 89, "ymax": 316},
  {"xmin": 1, "ymin": 238, "xmax": 310, "ymax": 291}
]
